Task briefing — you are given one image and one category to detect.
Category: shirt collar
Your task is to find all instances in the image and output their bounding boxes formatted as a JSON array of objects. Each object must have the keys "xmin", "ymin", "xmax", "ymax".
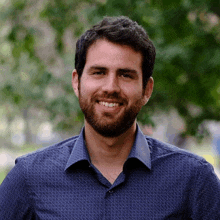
[
  {"xmin": 65, "ymin": 124, "xmax": 151, "ymax": 171},
  {"xmin": 127, "ymin": 124, "xmax": 151, "ymax": 169},
  {"xmin": 65, "ymin": 128, "xmax": 90, "ymax": 170}
]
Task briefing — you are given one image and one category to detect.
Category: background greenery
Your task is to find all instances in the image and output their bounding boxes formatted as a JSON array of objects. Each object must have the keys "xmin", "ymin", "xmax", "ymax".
[
  {"xmin": 0, "ymin": 0, "xmax": 220, "ymax": 147},
  {"xmin": 1, "ymin": 0, "xmax": 220, "ymax": 184}
]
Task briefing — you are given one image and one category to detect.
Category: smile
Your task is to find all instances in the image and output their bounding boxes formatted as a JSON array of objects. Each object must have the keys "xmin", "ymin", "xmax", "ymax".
[{"xmin": 99, "ymin": 101, "xmax": 120, "ymax": 108}]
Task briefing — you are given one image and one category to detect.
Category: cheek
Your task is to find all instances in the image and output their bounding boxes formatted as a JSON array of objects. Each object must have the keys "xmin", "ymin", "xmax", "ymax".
[
  {"xmin": 124, "ymin": 87, "xmax": 143, "ymax": 99},
  {"xmin": 79, "ymin": 80, "xmax": 98, "ymax": 98}
]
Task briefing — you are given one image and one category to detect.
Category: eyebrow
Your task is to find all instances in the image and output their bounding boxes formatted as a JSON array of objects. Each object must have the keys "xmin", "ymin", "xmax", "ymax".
[
  {"xmin": 88, "ymin": 66, "xmax": 107, "ymax": 71},
  {"xmin": 117, "ymin": 68, "xmax": 138, "ymax": 75},
  {"xmin": 89, "ymin": 66, "xmax": 138, "ymax": 74}
]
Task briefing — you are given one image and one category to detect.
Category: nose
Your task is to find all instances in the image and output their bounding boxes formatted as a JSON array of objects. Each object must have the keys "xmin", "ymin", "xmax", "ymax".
[{"xmin": 102, "ymin": 73, "xmax": 121, "ymax": 93}]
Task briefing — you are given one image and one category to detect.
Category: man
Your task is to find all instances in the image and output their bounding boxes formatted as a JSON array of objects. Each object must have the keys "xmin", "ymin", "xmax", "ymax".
[{"xmin": 0, "ymin": 16, "xmax": 220, "ymax": 219}]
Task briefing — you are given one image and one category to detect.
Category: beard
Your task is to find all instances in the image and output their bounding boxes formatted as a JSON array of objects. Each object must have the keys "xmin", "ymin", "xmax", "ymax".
[{"xmin": 78, "ymin": 90, "xmax": 144, "ymax": 138}]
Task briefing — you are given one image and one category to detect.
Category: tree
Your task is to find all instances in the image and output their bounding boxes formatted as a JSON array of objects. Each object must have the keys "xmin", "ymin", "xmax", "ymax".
[
  {"xmin": 87, "ymin": 0, "xmax": 220, "ymax": 139},
  {"xmin": 0, "ymin": 0, "xmax": 220, "ymax": 146}
]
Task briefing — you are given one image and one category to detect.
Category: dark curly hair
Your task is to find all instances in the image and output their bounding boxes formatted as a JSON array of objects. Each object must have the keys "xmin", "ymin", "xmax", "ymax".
[{"xmin": 75, "ymin": 16, "xmax": 156, "ymax": 89}]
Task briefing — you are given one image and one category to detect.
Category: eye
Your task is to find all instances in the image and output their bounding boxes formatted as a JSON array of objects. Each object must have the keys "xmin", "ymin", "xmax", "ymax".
[
  {"xmin": 93, "ymin": 71, "xmax": 105, "ymax": 75},
  {"xmin": 121, "ymin": 73, "xmax": 133, "ymax": 79}
]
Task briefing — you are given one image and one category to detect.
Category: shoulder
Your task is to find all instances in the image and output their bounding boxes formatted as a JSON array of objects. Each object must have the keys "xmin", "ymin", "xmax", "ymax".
[
  {"xmin": 145, "ymin": 136, "xmax": 220, "ymax": 193},
  {"xmin": 0, "ymin": 136, "xmax": 80, "ymax": 219},
  {"xmin": 145, "ymin": 136, "xmax": 211, "ymax": 171},
  {"xmin": 16, "ymin": 135, "xmax": 79, "ymax": 170},
  {"xmin": 145, "ymin": 137, "xmax": 220, "ymax": 218}
]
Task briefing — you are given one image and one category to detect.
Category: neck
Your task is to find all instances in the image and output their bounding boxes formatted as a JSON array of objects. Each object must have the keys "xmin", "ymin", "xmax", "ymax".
[{"xmin": 84, "ymin": 121, "xmax": 137, "ymax": 168}]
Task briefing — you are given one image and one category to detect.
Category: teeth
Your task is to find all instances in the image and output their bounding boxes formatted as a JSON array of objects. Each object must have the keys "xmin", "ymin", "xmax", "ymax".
[{"xmin": 99, "ymin": 102, "xmax": 119, "ymax": 107}]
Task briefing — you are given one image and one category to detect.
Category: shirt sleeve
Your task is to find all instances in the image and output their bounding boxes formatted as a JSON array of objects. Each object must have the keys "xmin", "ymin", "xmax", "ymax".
[
  {"xmin": 191, "ymin": 161, "xmax": 220, "ymax": 220},
  {"xmin": 0, "ymin": 158, "xmax": 35, "ymax": 220}
]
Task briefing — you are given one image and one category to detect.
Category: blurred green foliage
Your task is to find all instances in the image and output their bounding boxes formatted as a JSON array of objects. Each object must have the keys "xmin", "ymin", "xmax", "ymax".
[
  {"xmin": 0, "ymin": 0, "xmax": 220, "ymax": 141},
  {"xmin": 0, "ymin": 170, "xmax": 6, "ymax": 185}
]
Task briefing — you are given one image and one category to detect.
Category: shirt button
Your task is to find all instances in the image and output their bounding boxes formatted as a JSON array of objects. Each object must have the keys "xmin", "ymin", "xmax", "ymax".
[{"xmin": 108, "ymin": 190, "xmax": 113, "ymax": 194}]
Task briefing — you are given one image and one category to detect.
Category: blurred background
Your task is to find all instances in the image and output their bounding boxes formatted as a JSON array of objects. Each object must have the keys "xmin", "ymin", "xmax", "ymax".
[{"xmin": 1, "ymin": 0, "xmax": 220, "ymax": 183}]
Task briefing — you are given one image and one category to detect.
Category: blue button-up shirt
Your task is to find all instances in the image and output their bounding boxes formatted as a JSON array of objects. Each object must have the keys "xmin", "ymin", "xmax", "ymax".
[{"xmin": 1, "ymin": 125, "xmax": 220, "ymax": 219}]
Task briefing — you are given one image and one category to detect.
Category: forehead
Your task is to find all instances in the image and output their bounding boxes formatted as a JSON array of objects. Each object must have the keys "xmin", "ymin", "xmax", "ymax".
[{"xmin": 84, "ymin": 39, "xmax": 143, "ymax": 70}]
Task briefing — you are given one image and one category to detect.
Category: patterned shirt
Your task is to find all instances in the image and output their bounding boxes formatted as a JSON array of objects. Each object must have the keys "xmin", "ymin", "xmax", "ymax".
[{"xmin": 1, "ymin": 125, "xmax": 220, "ymax": 219}]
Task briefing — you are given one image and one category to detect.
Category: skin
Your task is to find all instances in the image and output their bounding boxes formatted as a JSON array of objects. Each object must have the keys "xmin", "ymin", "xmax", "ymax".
[{"xmin": 72, "ymin": 39, "xmax": 153, "ymax": 184}]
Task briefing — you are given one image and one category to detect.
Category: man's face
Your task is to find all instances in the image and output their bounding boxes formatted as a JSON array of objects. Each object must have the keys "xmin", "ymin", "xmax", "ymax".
[{"xmin": 72, "ymin": 39, "xmax": 153, "ymax": 137}]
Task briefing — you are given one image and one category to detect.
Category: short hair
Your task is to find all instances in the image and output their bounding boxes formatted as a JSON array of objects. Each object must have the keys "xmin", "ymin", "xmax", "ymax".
[{"xmin": 75, "ymin": 16, "xmax": 156, "ymax": 89}]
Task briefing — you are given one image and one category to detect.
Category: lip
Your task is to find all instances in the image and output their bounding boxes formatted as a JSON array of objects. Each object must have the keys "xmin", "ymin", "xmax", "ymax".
[
  {"xmin": 99, "ymin": 101, "xmax": 120, "ymax": 108},
  {"xmin": 96, "ymin": 100, "xmax": 123, "ymax": 114},
  {"xmin": 96, "ymin": 99, "xmax": 123, "ymax": 106}
]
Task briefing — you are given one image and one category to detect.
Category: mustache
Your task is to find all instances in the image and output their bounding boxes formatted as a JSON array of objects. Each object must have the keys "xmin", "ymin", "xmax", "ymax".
[{"xmin": 93, "ymin": 91, "xmax": 128, "ymax": 104}]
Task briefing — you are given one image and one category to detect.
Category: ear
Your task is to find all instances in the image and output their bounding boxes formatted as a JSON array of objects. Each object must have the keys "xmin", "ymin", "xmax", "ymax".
[
  {"xmin": 72, "ymin": 69, "xmax": 79, "ymax": 98},
  {"xmin": 142, "ymin": 77, "xmax": 154, "ymax": 105}
]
